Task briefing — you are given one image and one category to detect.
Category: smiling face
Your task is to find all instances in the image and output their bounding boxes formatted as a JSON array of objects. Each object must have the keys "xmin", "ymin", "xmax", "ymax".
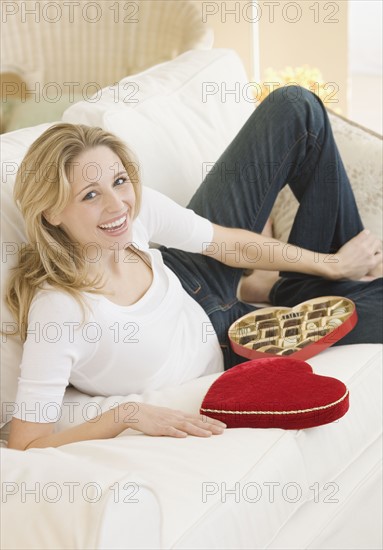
[{"xmin": 48, "ymin": 146, "xmax": 136, "ymax": 252}]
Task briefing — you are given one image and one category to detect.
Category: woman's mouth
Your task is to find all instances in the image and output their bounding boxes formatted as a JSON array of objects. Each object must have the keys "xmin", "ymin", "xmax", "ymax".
[{"xmin": 98, "ymin": 213, "xmax": 129, "ymax": 235}]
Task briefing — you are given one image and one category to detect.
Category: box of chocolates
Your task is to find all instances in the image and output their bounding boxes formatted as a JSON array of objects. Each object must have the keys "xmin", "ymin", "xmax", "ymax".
[{"xmin": 228, "ymin": 296, "xmax": 357, "ymax": 361}]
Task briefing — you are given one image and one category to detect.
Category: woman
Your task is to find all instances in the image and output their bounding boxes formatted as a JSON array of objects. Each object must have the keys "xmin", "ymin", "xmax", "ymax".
[{"xmin": 6, "ymin": 86, "xmax": 382, "ymax": 451}]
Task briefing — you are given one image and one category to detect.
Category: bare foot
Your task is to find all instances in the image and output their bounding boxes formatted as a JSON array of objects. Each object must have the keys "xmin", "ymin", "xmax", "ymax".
[
  {"xmin": 358, "ymin": 261, "xmax": 383, "ymax": 281},
  {"xmin": 357, "ymin": 236, "xmax": 382, "ymax": 281},
  {"xmin": 366, "ymin": 251, "xmax": 383, "ymax": 278},
  {"xmin": 237, "ymin": 217, "xmax": 281, "ymax": 303},
  {"xmin": 239, "ymin": 269, "xmax": 281, "ymax": 303}
]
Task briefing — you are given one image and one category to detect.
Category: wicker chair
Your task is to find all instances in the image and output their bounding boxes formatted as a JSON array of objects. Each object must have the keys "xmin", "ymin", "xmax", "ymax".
[{"xmin": 0, "ymin": 0, "xmax": 213, "ymax": 131}]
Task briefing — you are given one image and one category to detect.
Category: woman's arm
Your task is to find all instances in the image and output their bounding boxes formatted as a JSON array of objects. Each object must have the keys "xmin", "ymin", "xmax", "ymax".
[
  {"xmin": 8, "ymin": 403, "xmax": 226, "ymax": 450},
  {"xmin": 205, "ymin": 224, "xmax": 382, "ymax": 281}
]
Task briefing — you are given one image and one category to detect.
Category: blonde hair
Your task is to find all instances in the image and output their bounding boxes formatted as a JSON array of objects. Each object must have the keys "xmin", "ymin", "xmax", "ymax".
[{"xmin": 5, "ymin": 123, "xmax": 141, "ymax": 342}]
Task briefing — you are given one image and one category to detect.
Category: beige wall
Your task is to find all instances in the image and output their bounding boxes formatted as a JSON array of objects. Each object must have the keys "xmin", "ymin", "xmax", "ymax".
[
  {"xmin": 196, "ymin": 0, "xmax": 254, "ymax": 77},
  {"xmin": 258, "ymin": 0, "xmax": 348, "ymax": 114},
  {"xmin": 196, "ymin": 0, "xmax": 348, "ymax": 114}
]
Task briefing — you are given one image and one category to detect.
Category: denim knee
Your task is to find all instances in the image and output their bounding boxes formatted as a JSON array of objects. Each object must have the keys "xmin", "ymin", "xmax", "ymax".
[
  {"xmin": 268, "ymin": 84, "xmax": 316, "ymax": 104},
  {"xmin": 265, "ymin": 85, "xmax": 323, "ymax": 121}
]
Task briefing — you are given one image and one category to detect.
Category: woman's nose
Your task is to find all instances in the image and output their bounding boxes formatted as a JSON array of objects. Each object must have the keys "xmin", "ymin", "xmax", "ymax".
[{"xmin": 105, "ymin": 190, "xmax": 125, "ymax": 212}]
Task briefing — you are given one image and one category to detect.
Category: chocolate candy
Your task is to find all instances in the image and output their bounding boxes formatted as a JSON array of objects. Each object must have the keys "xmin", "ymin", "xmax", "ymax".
[{"xmin": 229, "ymin": 296, "xmax": 356, "ymax": 360}]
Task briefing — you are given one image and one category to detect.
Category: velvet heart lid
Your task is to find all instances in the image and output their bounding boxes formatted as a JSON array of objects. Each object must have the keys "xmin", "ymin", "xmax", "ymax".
[
  {"xmin": 228, "ymin": 296, "xmax": 357, "ymax": 361},
  {"xmin": 200, "ymin": 357, "xmax": 349, "ymax": 430}
]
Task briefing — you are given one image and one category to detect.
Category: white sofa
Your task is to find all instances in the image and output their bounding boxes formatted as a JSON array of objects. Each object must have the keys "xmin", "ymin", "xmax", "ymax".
[{"xmin": 1, "ymin": 49, "xmax": 382, "ymax": 549}]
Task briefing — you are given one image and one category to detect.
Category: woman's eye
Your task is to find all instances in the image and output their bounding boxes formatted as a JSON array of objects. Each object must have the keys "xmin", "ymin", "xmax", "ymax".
[
  {"xmin": 114, "ymin": 177, "xmax": 127, "ymax": 186},
  {"xmin": 81, "ymin": 177, "xmax": 127, "ymax": 201},
  {"xmin": 83, "ymin": 191, "xmax": 97, "ymax": 201}
]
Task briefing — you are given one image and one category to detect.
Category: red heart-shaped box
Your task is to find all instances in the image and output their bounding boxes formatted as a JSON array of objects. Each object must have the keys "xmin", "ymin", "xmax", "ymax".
[
  {"xmin": 200, "ymin": 358, "xmax": 349, "ymax": 429},
  {"xmin": 229, "ymin": 296, "xmax": 357, "ymax": 361}
]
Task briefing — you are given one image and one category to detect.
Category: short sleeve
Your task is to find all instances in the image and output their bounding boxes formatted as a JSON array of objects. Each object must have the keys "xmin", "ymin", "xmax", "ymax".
[
  {"xmin": 13, "ymin": 289, "xmax": 92, "ymax": 423},
  {"xmin": 136, "ymin": 186, "xmax": 214, "ymax": 253}
]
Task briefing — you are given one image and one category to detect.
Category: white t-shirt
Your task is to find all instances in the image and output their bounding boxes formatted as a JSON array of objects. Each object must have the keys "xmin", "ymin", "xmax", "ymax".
[{"xmin": 13, "ymin": 187, "xmax": 224, "ymax": 423}]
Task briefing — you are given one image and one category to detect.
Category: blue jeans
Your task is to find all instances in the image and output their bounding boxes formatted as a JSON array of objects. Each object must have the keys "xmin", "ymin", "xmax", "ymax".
[{"xmin": 160, "ymin": 86, "xmax": 383, "ymax": 370}]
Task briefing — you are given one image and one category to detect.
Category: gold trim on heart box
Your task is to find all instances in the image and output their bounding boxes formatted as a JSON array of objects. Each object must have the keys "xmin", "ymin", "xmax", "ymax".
[{"xmin": 201, "ymin": 389, "xmax": 349, "ymax": 415}]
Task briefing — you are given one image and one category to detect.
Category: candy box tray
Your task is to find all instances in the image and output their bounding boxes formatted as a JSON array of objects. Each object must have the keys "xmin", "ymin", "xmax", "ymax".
[{"xmin": 228, "ymin": 296, "xmax": 358, "ymax": 361}]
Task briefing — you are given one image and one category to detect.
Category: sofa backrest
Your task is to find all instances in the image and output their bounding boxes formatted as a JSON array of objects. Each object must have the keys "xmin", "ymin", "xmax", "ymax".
[{"xmin": 1, "ymin": 0, "xmax": 213, "ymax": 91}]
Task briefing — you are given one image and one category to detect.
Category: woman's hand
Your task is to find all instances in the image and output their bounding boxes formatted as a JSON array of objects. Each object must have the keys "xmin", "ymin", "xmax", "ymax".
[
  {"xmin": 119, "ymin": 402, "xmax": 227, "ymax": 438},
  {"xmin": 332, "ymin": 230, "xmax": 383, "ymax": 280},
  {"xmin": 8, "ymin": 402, "xmax": 226, "ymax": 450}
]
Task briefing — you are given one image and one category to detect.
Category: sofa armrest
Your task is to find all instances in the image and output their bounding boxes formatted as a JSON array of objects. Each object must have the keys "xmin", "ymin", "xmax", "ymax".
[{"xmin": 271, "ymin": 109, "xmax": 383, "ymax": 242}]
